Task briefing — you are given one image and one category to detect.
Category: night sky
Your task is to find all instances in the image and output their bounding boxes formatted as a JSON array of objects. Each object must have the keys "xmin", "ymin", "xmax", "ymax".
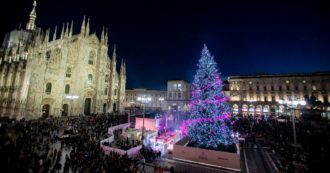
[{"xmin": 1, "ymin": 0, "xmax": 329, "ymax": 89}]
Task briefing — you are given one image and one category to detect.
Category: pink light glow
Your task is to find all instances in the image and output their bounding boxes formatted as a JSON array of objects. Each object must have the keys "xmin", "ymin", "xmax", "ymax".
[
  {"xmin": 191, "ymin": 79, "xmax": 222, "ymax": 97},
  {"xmin": 135, "ymin": 117, "xmax": 157, "ymax": 131},
  {"xmin": 190, "ymin": 96, "xmax": 229, "ymax": 105},
  {"xmin": 156, "ymin": 131, "xmax": 179, "ymax": 144},
  {"xmin": 181, "ymin": 114, "xmax": 230, "ymax": 136}
]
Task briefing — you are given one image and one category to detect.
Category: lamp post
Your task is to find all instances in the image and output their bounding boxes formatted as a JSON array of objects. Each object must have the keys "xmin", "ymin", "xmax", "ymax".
[
  {"xmin": 158, "ymin": 97, "xmax": 164, "ymax": 112},
  {"xmin": 291, "ymin": 107, "xmax": 297, "ymax": 145},
  {"xmin": 137, "ymin": 95, "xmax": 151, "ymax": 145},
  {"xmin": 278, "ymin": 100, "xmax": 306, "ymax": 145},
  {"xmin": 142, "ymin": 103, "xmax": 145, "ymax": 145},
  {"xmin": 66, "ymin": 95, "xmax": 79, "ymax": 116}
]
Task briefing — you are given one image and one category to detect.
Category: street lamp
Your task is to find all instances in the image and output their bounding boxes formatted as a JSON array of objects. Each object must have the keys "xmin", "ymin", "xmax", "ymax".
[
  {"xmin": 278, "ymin": 99, "xmax": 306, "ymax": 145},
  {"xmin": 287, "ymin": 102, "xmax": 297, "ymax": 146},
  {"xmin": 158, "ymin": 97, "xmax": 164, "ymax": 111},
  {"xmin": 137, "ymin": 95, "xmax": 151, "ymax": 145},
  {"xmin": 66, "ymin": 95, "xmax": 79, "ymax": 116}
]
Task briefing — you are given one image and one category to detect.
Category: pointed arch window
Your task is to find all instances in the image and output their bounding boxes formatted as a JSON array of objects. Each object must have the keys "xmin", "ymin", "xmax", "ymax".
[
  {"xmin": 89, "ymin": 50, "xmax": 95, "ymax": 65},
  {"xmin": 105, "ymin": 75, "xmax": 109, "ymax": 83},
  {"xmin": 114, "ymin": 89, "xmax": 117, "ymax": 96},
  {"xmin": 65, "ymin": 84, "xmax": 70, "ymax": 94},
  {"xmin": 66, "ymin": 67, "xmax": 71, "ymax": 78},
  {"xmin": 55, "ymin": 48, "xmax": 62, "ymax": 59},
  {"xmin": 104, "ymin": 88, "xmax": 108, "ymax": 95},
  {"xmin": 87, "ymin": 74, "xmax": 93, "ymax": 84},
  {"xmin": 46, "ymin": 50, "xmax": 51, "ymax": 60},
  {"xmin": 45, "ymin": 83, "xmax": 52, "ymax": 94}
]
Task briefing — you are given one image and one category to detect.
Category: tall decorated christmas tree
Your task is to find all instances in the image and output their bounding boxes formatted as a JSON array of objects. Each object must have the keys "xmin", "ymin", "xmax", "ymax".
[{"xmin": 187, "ymin": 44, "xmax": 233, "ymax": 150}]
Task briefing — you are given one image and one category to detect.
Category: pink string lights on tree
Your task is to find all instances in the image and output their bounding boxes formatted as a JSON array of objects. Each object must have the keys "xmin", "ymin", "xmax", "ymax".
[{"xmin": 185, "ymin": 44, "xmax": 234, "ymax": 148}]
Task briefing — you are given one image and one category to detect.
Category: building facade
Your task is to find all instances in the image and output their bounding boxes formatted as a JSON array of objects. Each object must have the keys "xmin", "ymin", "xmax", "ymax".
[
  {"xmin": 124, "ymin": 89, "xmax": 167, "ymax": 111},
  {"xmin": 124, "ymin": 80, "xmax": 190, "ymax": 112},
  {"xmin": 166, "ymin": 80, "xmax": 191, "ymax": 112},
  {"xmin": 125, "ymin": 73, "xmax": 329, "ymax": 117},
  {"xmin": 0, "ymin": 1, "xmax": 126, "ymax": 119},
  {"xmin": 227, "ymin": 72, "xmax": 330, "ymax": 116}
]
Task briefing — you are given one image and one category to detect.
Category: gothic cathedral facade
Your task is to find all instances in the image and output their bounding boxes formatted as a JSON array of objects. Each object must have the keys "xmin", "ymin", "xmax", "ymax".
[{"xmin": 0, "ymin": 1, "xmax": 126, "ymax": 119}]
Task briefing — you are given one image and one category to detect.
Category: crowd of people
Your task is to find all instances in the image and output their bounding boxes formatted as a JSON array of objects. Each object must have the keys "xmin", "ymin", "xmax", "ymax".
[
  {"xmin": 1, "ymin": 109, "xmax": 328, "ymax": 173},
  {"xmin": 140, "ymin": 146, "xmax": 162, "ymax": 163},
  {"xmin": 232, "ymin": 114, "xmax": 330, "ymax": 173},
  {"xmin": 0, "ymin": 114, "xmax": 145, "ymax": 173},
  {"xmin": 115, "ymin": 137, "xmax": 141, "ymax": 151}
]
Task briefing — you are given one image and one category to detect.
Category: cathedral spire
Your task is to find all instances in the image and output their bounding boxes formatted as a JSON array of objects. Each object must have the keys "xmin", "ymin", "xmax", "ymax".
[
  {"xmin": 112, "ymin": 44, "xmax": 116, "ymax": 63},
  {"xmin": 35, "ymin": 29, "xmax": 42, "ymax": 46},
  {"xmin": 44, "ymin": 29, "xmax": 50, "ymax": 44},
  {"xmin": 101, "ymin": 26, "xmax": 105, "ymax": 44},
  {"xmin": 26, "ymin": 0, "xmax": 37, "ymax": 31},
  {"xmin": 123, "ymin": 59, "xmax": 126, "ymax": 77},
  {"xmin": 80, "ymin": 16, "xmax": 86, "ymax": 37},
  {"xmin": 120, "ymin": 58, "xmax": 125, "ymax": 76},
  {"xmin": 105, "ymin": 28, "xmax": 108, "ymax": 46},
  {"xmin": 60, "ymin": 23, "xmax": 65, "ymax": 39},
  {"xmin": 65, "ymin": 22, "xmax": 69, "ymax": 38},
  {"xmin": 85, "ymin": 18, "xmax": 90, "ymax": 37},
  {"xmin": 69, "ymin": 20, "xmax": 73, "ymax": 37},
  {"xmin": 52, "ymin": 26, "xmax": 57, "ymax": 41}
]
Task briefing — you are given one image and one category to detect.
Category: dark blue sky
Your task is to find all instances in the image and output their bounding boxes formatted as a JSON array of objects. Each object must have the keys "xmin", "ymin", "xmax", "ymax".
[{"xmin": 1, "ymin": 0, "xmax": 329, "ymax": 89}]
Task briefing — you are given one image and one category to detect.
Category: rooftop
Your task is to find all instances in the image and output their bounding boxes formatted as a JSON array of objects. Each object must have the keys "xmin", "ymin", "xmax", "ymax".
[{"xmin": 229, "ymin": 71, "xmax": 330, "ymax": 79}]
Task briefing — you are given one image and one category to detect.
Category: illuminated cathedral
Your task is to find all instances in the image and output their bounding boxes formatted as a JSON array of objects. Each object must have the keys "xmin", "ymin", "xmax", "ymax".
[{"xmin": 0, "ymin": 0, "xmax": 126, "ymax": 119}]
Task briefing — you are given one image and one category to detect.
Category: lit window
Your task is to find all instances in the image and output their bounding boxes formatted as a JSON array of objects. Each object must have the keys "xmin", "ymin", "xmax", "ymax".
[
  {"xmin": 286, "ymin": 80, "xmax": 290, "ymax": 84},
  {"xmin": 302, "ymin": 80, "xmax": 306, "ymax": 83},
  {"xmin": 249, "ymin": 81, "xmax": 252, "ymax": 85},
  {"xmin": 312, "ymin": 85, "xmax": 316, "ymax": 91},
  {"xmin": 178, "ymin": 84, "xmax": 182, "ymax": 87}
]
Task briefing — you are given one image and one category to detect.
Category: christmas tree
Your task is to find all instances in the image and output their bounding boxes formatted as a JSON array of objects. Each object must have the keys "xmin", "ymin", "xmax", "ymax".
[{"xmin": 187, "ymin": 44, "xmax": 233, "ymax": 149}]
